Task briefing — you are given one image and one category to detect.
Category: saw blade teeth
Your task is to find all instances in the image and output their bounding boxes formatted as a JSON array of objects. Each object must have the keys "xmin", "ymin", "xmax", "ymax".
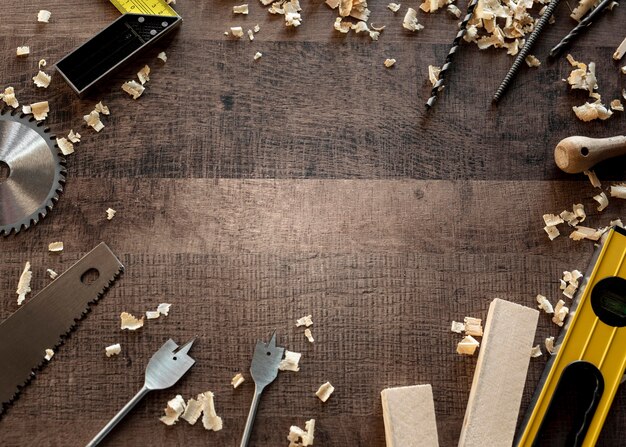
[{"xmin": 0, "ymin": 263, "xmax": 124, "ymax": 415}]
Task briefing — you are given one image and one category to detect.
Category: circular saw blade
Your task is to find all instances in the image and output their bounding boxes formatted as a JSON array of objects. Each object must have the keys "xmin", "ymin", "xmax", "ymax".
[{"xmin": 0, "ymin": 108, "xmax": 66, "ymax": 236}]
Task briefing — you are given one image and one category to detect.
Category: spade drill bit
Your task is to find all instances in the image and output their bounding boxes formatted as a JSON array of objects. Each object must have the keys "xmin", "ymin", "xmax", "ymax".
[
  {"xmin": 493, "ymin": 0, "xmax": 561, "ymax": 103},
  {"xmin": 549, "ymin": 0, "xmax": 616, "ymax": 59},
  {"xmin": 425, "ymin": 0, "xmax": 480, "ymax": 108},
  {"xmin": 240, "ymin": 332, "xmax": 285, "ymax": 447}
]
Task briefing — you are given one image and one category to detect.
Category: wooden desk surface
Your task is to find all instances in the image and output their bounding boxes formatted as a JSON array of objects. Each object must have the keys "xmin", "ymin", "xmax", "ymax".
[{"xmin": 1, "ymin": 0, "xmax": 625, "ymax": 445}]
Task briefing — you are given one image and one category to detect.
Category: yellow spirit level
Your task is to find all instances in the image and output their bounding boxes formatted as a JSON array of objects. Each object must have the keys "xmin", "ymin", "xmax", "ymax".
[
  {"xmin": 56, "ymin": 0, "xmax": 181, "ymax": 96},
  {"xmin": 515, "ymin": 226, "xmax": 626, "ymax": 446}
]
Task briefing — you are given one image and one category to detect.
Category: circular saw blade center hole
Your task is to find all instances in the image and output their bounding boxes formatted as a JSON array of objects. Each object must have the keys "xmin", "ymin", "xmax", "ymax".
[{"xmin": 0, "ymin": 160, "xmax": 9, "ymax": 182}]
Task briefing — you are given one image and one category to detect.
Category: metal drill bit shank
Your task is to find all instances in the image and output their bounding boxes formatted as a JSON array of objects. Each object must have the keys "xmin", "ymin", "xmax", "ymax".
[
  {"xmin": 549, "ymin": 0, "xmax": 616, "ymax": 59},
  {"xmin": 492, "ymin": 0, "xmax": 561, "ymax": 103},
  {"xmin": 426, "ymin": 0, "xmax": 480, "ymax": 108}
]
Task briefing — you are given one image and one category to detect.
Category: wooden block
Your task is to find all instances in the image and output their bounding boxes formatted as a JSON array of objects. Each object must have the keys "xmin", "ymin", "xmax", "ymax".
[
  {"xmin": 458, "ymin": 298, "xmax": 539, "ymax": 447},
  {"xmin": 381, "ymin": 384, "xmax": 439, "ymax": 447}
]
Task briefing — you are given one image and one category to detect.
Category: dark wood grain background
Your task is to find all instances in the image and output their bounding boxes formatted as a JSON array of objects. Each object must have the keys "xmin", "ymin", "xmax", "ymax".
[{"xmin": 1, "ymin": 0, "xmax": 625, "ymax": 445}]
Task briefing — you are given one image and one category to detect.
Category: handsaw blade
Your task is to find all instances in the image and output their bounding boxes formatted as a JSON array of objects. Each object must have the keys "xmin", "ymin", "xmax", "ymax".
[{"xmin": 0, "ymin": 242, "xmax": 123, "ymax": 413}]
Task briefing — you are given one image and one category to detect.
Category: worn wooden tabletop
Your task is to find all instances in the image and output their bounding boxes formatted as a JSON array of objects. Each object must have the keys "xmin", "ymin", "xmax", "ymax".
[{"xmin": 1, "ymin": 0, "xmax": 625, "ymax": 445}]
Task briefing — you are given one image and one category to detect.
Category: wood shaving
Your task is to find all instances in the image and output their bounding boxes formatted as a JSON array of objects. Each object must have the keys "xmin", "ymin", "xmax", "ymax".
[
  {"xmin": 16, "ymin": 46, "xmax": 30, "ymax": 57},
  {"xmin": 447, "ymin": 4, "xmax": 462, "ymax": 17},
  {"xmin": 44, "ymin": 349, "xmax": 54, "ymax": 361},
  {"xmin": 199, "ymin": 391, "xmax": 223, "ymax": 431},
  {"xmin": 105, "ymin": 343, "xmax": 121, "ymax": 357},
  {"xmin": 67, "ymin": 130, "xmax": 81, "ymax": 143},
  {"xmin": 248, "ymin": 29, "xmax": 254, "ymax": 40},
  {"xmin": 157, "ymin": 303, "xmax": 171, "ymax": 315},
  {"xmin": 565, "ymin": 55, "xmax": 597, "ymax": 95},
  {"xmin": 451, "ymin": 320, "xmax": 465, "ymax": 333},
  {"xmin": 544, "ymin": 225, "xmax": 560, "ymax": 240},
  {"xmin": 122, "ymin": 80, "xmax": 145, "ymax": 99},
  {"xmin": 31, "ymin": 101, "xmax": 49, "ymax": 121},
  {"xmin": 254, "ymin": 51, "xmax": 263, "ymax": 60},
  {"xmin": 1, "ymin": 86, "xmax": 19, "ymax": 108},
  {"xmin": 254, "ymin": 24, "xmax": 261, "ymax": 32},
  {"xmin": 536, "ymin": 294, "xmax": 554, "ymax": 314},
  {"xmin": 525, "ymin": 55, "xmax": 540, "ymax": 67},
  {"xmin": 181, "ymin": 398, "xmax": 203, "ymax": 424},
  {"xmin": 22, "ymin": 106, "xmax": 31, "ymax": 115},
  {"xmin": 146, "ymin": 311, "xmax": 160, "ymax": 319},
  {"xmin": 83, "ymin": 110, "xmax": 104, "ymax": 132},
  {"xmin": 37, "ymin": 10, "xmax": 51, "ymax": 23},
  {"xmin": 315, "ymin": 382, "xmax": 334, "ymax": 402},
  {"xmin": 120, "ymin": 312, "xmax": 144, "ymax": 330},
  {"xmin": 573, "ymin": 203, "xmax": 586, "ymax": 222},
  {"xmin": 403, "ymin": 8, "xmax": 424, "ymax": 32},
  {"xmin": 37, "ymin": 59, "xmax": 46, "ymax": 69},
  {"xmin": 296, "ymin": 315, "xmax": 313, "ymax": 327},
  {"xmin": 33, "ymin": 71, "xmax": 51, "ymax": 88},
  {"xmin": 230, "ymin": 26, "xmax": 245, "ymax": 37},
  {"xmin": 157, "ymin": 51, "xmax": 167, "ymax": 63},
  {"xmin": 56, "ymin": 137, "xmax": 74, "ymax": 155},
  {"xmin": 610, "ymin": 99, "xmax": 624, "ymax": 111},
  {"xmin": 48, "ymin": 242, "xmax": 64, "ymax": 252},
  {"xmin": 552, "ymin": 300, "xmax": 569, "ymax": 327},
  {"xmin": 387, "ymin": 2, "xmax": 401, "ymax": 12},
  {"xmin": 583, "ymin": 170, "xmax": 601, "ymax": 188},
  {"xmin": 464, "ymin": 316, "xmax": 483, "ymax": 336},
  {"xmin": 530, "ymin": 345, "xmax": 542, "ymax": 357},
  {"xmin": 614, "ymin": 36, "xmax": 626, "ymax": 61},
  {"xmin": 610, "ymin": 184, "xmax": 626, "ymax": 199},
  {"xmin": 16, "ymin": 261, "xmax": 32, "ymax": 306},
  {"xmin": 106, "ymin": 207, "xmax": 116, "ymax": 220},
  {"xmin": 234, "ymin": 4, "xmax": 249, "ymax": 13},
  {"xmin": 160, "ymin": 395, "xmax": 186, "ymax": 425},
  {"xmin": 420, "ymin": 0, "xmax": 448, "ymax": 13},
  {"xmin": 333, "ymin": 17, "xmax": 352, "ymax": 33},
  {"xmin": 573, "ymin": 101, "xmax": 613, "ymax": 122},
  {"xmin": 593, "ymin": 192, "xmax": 609, "ymax": 211},
  {"xmin": 95, "ymin": 101, "xmax": 110, "ymax": 115},
  {"xmin": 545, "ymin": 336, "xmax": 555, "ymax": 354},
  {"xmin": 384, "ymin": 58, "xmax": 396, "ymax": 68},
  {"xmin": 621, "ymin": 66, "xmax": 626, "ymax": 75},
  {"xmin": 563, "ymin": 283, "xmax": 577, "ymax": 299},
  {"xmin": 279, "ymin": 350, "xmax": 301, "ymax": 372},
  {"xmin": 571, "ymin": 0, "xmax": 598, "ymax": 21},
  {"xmin": 457, "ymin": 335, "xmax": 480, "ymax": 355},
  {"xmin": 288, "ymin": 419, "xmax": 315, "ymax": 447},
  {"xmin": 570, "ymin": 225, "xmax": 604, "ymax": 241},
  {"xmin": 304, "ymin": 328, "xmax": 314, "ymax": 343},
  {"xmin": 47, "ymin": 268, "xmax": 58, "ymax": 279},
  {"xmin": 610, "ymin": 218, "xmax": 624, "ymax": 228},
  {"xmin": 137, "ymin": 65, "xmax": 150, "ymax": 85},
  {"xmin": 428, "ymin": 65, "xmax": 441, "ymax": 87},
  {"xmin": 231, "ymin": 372, "xmax": 245, "ymax": 388},
  {"xmin": 543, "ymin": 213, "xmax": 563, "ymax": 226}
]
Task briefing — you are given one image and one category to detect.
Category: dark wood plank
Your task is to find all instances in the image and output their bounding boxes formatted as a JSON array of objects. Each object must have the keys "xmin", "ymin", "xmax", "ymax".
[{"xmin": 1, "ymin": 0, "xmax": 626, "ymax": 445}]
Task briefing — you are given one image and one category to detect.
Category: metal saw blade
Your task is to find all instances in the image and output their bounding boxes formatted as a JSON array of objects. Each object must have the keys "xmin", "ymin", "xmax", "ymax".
[
  {"xmin": 0, "ymin": 108, "xmax": 66, "ymax": 236},
  {"xmin": 0, "ymin": 243, "xmax": 124, "ymax": 414}
]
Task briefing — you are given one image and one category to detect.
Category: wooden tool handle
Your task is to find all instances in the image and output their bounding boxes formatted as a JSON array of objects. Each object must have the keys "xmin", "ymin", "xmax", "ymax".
[{"xmin": 554, "ymin": 135, "xmax": 626, "ymax": 174}]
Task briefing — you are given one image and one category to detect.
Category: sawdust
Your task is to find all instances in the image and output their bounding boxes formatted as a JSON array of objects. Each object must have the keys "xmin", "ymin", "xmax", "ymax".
[
  {"xmin": 16, "ymin": 261, "xmax": 32, "ymax": 306},
  {"xmin": 105, "ymin": 343, "xmax": 121, "ymax": 357},
  {"xmin": 552, "ymin": 300, "xmax": 569, "ymax": 327},
  {"xmin": 315, "ymin": 382, "xmax": 335, "ymax": 402},
  {"xmin": 254, "ymin": 51, "xmax": 263, "ymax": 60}
]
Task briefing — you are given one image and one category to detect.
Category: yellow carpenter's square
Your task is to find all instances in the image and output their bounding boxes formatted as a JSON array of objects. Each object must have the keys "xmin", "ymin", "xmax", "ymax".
[
  {"xmin": 56, "ymin": 0, "xmax": 181, "ymax": 96},
  {"xmin": 515, "ymin": 226, "xmax": 626, "ymax": 446}
]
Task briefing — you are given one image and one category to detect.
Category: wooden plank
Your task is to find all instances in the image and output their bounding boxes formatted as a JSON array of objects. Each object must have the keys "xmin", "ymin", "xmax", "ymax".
[
  {"xmin": 381, "ymin": 384, "xmax": 439, "ymax": 447},
  {"xmin": 458, "ymin": 298, "xmax": 539, "ymax": 447}
]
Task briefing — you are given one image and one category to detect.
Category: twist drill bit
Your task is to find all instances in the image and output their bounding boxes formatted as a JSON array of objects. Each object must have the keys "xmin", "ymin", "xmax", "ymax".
[
  {"xmin": 549, "ymin": 0, "xmax": 616, "ymax": 59},
  {"xmin": 492, "ymin": 0, "xmax": 561, "ymax": 103},
  {"xmin": 425, "ymin": 0, "xmax": 480, "ymax": 108}
]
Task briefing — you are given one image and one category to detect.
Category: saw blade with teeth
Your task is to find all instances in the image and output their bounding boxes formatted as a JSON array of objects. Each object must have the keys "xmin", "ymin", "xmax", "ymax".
[
  {"xmin": 0, "ymin": 243, "xmax": 124, "ymax": 414},
  {"xmin": 0, "ymin": 107, "xmax": 66, "ymax": 236}
]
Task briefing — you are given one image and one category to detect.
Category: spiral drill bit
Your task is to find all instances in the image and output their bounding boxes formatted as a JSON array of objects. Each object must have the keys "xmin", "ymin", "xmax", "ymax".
[
  {"xmin": 425, "ymin": 0, "xmax": 480, "ymax": 108},
  {"xmin": 549, "ymin": 0, "xmax": 616, "ymax": 59},
  {"xmin": 492, "ymin": 0, "xmax": 561, "ymax": 103}
]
